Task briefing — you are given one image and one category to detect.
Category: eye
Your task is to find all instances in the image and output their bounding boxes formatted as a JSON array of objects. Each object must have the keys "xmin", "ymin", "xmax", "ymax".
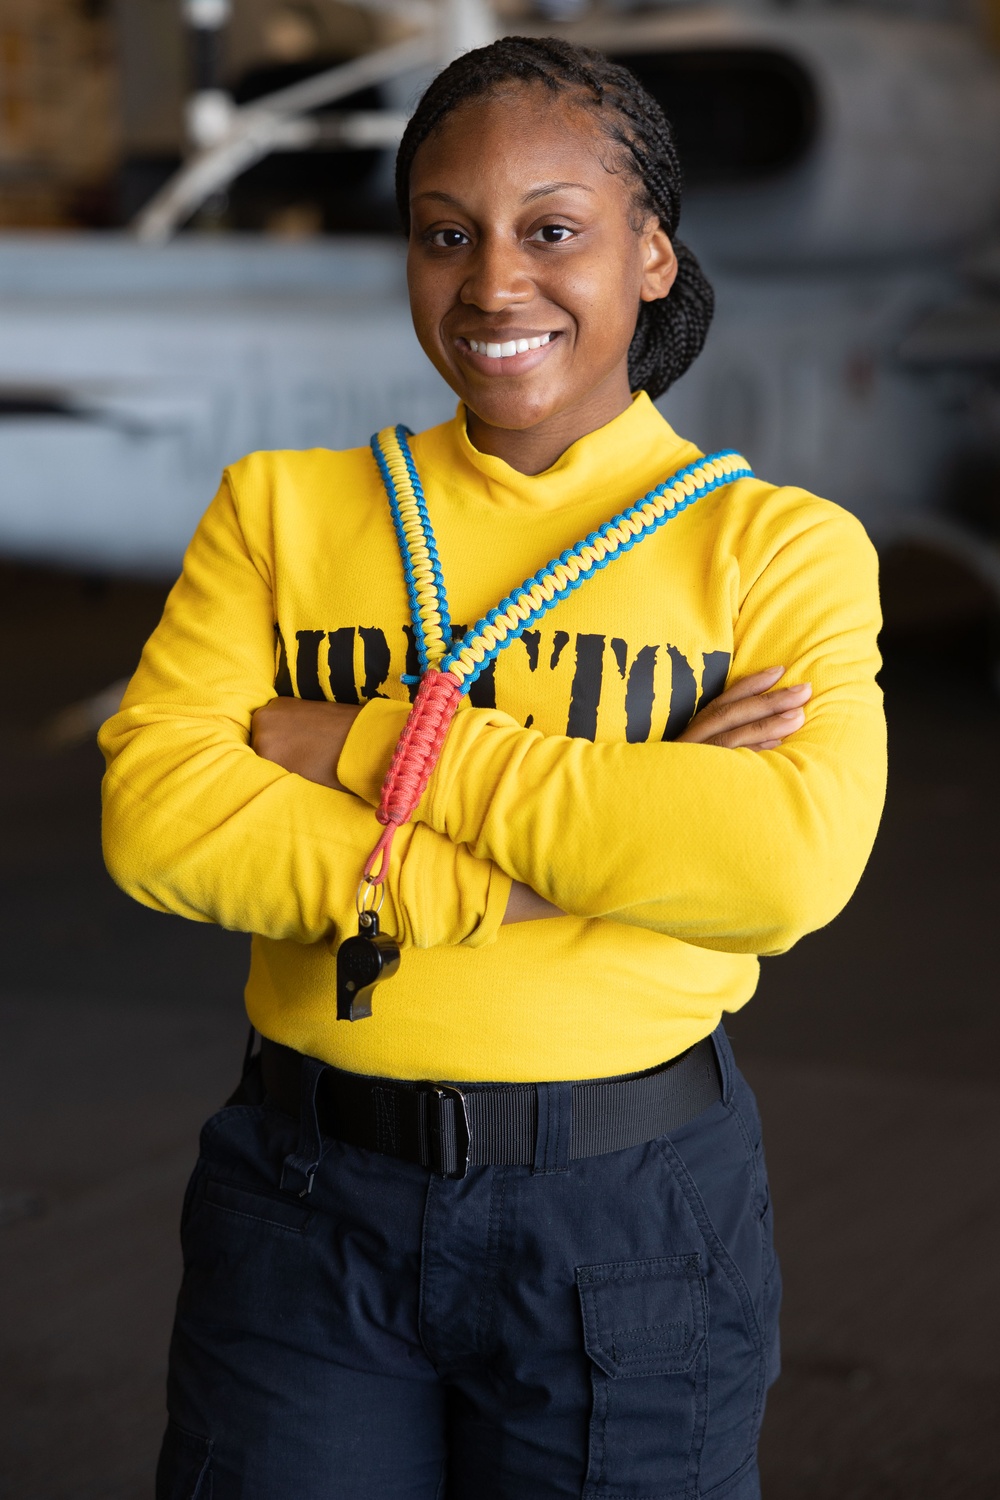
[
  {"xmin": 529, "ymin": 224, "xmax": 575, "ymax": 244},
  {"xmin": 428, "ymin": 228, "xmax": 470, "ymax": 249}
]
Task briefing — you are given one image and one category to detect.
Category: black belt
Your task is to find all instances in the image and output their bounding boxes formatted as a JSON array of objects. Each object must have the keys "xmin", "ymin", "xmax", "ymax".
[{"xmin": 259, "ymin": 1036, "xmax": 722, "ymax": 1179}]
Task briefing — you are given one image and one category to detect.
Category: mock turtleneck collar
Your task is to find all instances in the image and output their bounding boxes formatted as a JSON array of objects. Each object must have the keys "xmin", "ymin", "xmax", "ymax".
[{"xmin": 416, "ymin": 391, "xmax": 700, "ymax": 514}]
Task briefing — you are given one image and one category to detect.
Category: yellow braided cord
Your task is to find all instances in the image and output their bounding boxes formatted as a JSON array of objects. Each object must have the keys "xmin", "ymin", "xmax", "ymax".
[
  {"xmin": 370, "ymin": 427, "xmax": 752, "ymax": 693},
  {"xmin": 442, "ymin": 450, "xmax": 752, "ymax": 686},
  {"xmin": 371, "ymin": 427, "xmax": 452, "ymax": 673}
]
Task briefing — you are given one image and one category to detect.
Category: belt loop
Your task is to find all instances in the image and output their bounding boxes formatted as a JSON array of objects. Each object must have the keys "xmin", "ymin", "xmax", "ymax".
[
  {"xmin": 240, "ymin": 1023, "xmax": 259, "ymax": 1079},
  {"xmin": 279, "ymin": 1055, "xmax": 328, "ymax": 1197},
  {"xmin": 532, "ymin": 1081, "xmax": 573, "ymax": 1175},
  {"xmin": 709, "ymin": 1023, "xmax": 734, "ymax": 1104}
]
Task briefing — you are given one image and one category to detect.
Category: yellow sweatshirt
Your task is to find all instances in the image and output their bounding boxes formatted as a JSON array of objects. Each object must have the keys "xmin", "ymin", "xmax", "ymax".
[{"xmin": 100, "ymin": 393, "xmax": 885, "ymax": 1082}]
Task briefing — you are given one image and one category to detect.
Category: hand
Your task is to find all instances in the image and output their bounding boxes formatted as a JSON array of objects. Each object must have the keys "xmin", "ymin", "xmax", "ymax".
[
  {"xmin": 503, "ymin": 880, "xmax": 563, "ymax": 925},
  {"xmin": 250, "ymin": 697, "xmax": 362, "ymax": 790},
  {"xmin": 676, "ymin": 667, "xmax": 811, "ymax": 751}
]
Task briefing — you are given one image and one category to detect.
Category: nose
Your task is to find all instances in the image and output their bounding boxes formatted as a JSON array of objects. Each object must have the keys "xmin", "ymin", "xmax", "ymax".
[{"xmin": 460, "ymin": 233, "xmax": 533, "ymax": 312}]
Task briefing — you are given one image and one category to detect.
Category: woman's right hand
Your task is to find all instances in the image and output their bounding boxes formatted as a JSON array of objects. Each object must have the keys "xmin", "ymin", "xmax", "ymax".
[{"xmin": 676, "ymin": 667, "xmax": 811, "ymax": 751}]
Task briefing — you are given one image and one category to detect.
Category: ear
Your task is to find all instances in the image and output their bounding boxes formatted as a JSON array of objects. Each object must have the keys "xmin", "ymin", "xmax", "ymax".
[{"xmin": 639, "ymin": 223, "xmax": 677, "ymax": 304}]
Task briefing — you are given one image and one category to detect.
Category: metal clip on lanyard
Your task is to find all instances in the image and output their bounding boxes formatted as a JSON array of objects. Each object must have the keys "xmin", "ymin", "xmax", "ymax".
[
  {"xmin": 335, "ymin": 423, "xmax": 753, "ymax": 1020},
  {"xmin": 336, "ymin": 878, "xmax": 400, "ymax": 1021}
]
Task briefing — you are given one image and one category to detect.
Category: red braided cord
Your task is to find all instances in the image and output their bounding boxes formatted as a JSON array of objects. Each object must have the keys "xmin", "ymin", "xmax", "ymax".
[
  {"xmin": 362, "ymin": 821, "xmax": 397, "ymax": 886},
  {"xmin": 362, "ymin": 670, "xmax": 462, "ymax": 884}
]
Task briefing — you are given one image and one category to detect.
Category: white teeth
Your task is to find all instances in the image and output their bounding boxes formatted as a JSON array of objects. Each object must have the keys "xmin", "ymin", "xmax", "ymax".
[{"xmin": 468, "ymin": 332, "xmax": 552, "ymax": 358}]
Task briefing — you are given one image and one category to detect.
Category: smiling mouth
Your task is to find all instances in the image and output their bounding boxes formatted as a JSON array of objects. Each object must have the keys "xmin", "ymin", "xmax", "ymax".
[{"xmin": 463, "ymin": 332, "xmax": 555, "ymax": 359}]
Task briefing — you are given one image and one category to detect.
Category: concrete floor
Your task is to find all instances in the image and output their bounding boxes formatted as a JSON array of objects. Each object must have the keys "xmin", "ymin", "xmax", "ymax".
[{"xmin": 0, "ymin": 560, "xmax": 997, "ymax": 1499}]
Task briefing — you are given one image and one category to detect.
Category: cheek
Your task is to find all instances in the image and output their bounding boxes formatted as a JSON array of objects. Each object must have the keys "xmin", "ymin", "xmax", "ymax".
[
  {"xmin": 406, "ymin": 263, "xmax": 448, "ymax": 357},
  {"xmin": 566, "ymin": 267, "xmax": 640, "ymax": 356},
  {"xmin": 559, "ymin": 239, "xmax": 645, "ymax": 337}
]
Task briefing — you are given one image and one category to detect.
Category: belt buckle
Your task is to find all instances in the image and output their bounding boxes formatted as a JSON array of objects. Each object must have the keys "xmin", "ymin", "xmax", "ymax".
[{"xmin": 422, "ymin": 1083, "xmax": 471, "ymax": 1179}]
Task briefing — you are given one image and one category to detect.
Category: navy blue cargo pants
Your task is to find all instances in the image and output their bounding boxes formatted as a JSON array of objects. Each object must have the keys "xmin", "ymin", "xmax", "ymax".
[{"xmin": 157, "ymin": 1028, "xmax": 780, "ymax": 1500}]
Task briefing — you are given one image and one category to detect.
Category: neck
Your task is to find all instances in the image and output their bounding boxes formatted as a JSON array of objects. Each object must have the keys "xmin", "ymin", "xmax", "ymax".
[{"xmin": 465, "ymin": 371, "xmax": 635, "ymax": 475}]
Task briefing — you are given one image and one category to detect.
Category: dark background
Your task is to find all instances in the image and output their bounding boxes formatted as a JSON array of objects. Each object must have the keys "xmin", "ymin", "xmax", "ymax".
[{"xmin": 0, "ymin": 549, "xmax": 997, "ymax": 1499}]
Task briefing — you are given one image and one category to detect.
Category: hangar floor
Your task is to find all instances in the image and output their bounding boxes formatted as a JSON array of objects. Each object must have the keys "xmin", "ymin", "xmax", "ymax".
[{"xmin": 0, "ymin": 558, "xmax": 997, "ymax": 1499}]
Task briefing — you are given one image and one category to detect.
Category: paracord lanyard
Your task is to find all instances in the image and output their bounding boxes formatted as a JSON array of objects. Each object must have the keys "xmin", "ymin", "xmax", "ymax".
[{"xmin": 359, "ymin": 423, "xmax": 753, "ymax": 900}]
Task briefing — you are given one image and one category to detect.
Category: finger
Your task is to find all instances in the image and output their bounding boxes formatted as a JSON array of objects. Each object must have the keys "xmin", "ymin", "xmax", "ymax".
[
  {"xmin": 708, "ymin": 666, "xmax": 785, "ymax": 708},
  {"xmin": 679, "ymin": 683, "xmax": 810, "ymax": 743},
  {"xmin": 710, "ymin": 682, "xmax": 811, "ymax": 727},
  {"xmin": 706, "ymin": 705, "xmax": 806, "ymax": 749}
]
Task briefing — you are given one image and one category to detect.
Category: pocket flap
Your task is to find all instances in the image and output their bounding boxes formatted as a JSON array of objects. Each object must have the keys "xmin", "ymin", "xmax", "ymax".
[
  {"xmin": 576, "ymin": 1254, "xmax": 707, "ymax": 1378},
  {"xmin": 203, "ymin": 1177, "xmax": 313, "ymax": 1233}
]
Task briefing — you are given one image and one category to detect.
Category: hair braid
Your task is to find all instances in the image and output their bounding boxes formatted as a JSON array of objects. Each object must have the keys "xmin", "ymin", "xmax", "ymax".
[{"xmin": 394, "ymin": 35, "xmax": 713, "ymax": 400}]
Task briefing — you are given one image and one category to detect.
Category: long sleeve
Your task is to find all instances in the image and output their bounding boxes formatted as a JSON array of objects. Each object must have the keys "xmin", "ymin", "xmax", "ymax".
[
  {"xmin": 99, "ymin": 473, "xmax": 511, "ymax": 953},
  {"xmin": 100, "ymin": 403, "xmax": 888, "ymax": 1083},
  {"xmin": 338, "ymin": 496, "xmax": 886, "ymax": 956}
]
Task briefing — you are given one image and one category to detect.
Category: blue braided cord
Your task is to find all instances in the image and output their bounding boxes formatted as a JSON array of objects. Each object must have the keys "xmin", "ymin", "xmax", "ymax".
[
  {"xmin": 370, "ymin": 428, "xmax": 453, "ymax": 677},
  {"xmin": 395, "ymin": 425, "xmax": 452, "ymax": 656},
  {"xmin": 371, "ymin": 423, "xmax": 752, "ymax": 693},
  {"xmin": 370, "ymin": 433, "xmax": 428, "ymax": 669},
  {"xmin": 440, "ymin": 455, "xmax": 753, "ymax": 688}
]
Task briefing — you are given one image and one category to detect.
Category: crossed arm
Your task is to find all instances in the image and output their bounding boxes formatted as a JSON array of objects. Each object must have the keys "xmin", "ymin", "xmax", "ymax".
[
  {"xmin": 250, "ymin": 667, "xmax": 812, "ymax": 924},
  {"xmin": 101, "ymin": 473, "xmax": 883, "ymax": 956}
]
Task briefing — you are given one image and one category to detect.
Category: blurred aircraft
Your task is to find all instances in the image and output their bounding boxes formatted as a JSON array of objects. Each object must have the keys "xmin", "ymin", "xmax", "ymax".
[{"xmin": 2, "ymin": 0, "xmax": 1000, "ymax": 622}]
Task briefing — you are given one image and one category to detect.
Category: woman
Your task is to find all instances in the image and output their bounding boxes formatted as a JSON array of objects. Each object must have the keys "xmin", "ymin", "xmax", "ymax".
[{"xmin": 101, "ymin": 36, "xmax": 885, "ymax": 1500}]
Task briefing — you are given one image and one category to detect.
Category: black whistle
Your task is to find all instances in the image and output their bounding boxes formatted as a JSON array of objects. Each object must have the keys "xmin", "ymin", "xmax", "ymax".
[{"xmin": 336, "ymin": 910, "xmax": 400, "ymax": 1021}]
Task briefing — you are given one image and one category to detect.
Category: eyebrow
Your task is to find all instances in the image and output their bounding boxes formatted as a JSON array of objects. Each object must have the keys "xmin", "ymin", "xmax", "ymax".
[
  {"xmin": 412, "ymin": 181, "xmax": 596, "ymax": 208},
  {"xmin": 523, "ymin": 180, "xmax": 596, "ymax": 203}
]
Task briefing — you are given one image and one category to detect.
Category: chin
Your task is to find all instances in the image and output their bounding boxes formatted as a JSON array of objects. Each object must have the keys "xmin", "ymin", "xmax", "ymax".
[{"xmin": 462, "ymin": 386, "xmax": 564, "ymax": 433}]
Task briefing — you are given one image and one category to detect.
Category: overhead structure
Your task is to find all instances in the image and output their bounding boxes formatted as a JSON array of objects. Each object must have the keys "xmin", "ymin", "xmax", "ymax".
[
  {"xmin": 4, "ymin": 2, "xmax": 1000, "ymax": 650},
  {"xmin": 133, "ymin": 0, "xmax": 498, "ymax": 244}
]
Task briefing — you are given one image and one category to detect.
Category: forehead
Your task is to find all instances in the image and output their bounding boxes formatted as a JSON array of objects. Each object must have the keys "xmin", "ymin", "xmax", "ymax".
[{"xmin": 409, "ymin": 83, "xmax": 632, "ymax": 209}]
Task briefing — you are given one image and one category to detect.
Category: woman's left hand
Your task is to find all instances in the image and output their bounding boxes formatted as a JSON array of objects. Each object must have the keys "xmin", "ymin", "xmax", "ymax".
[
  {"xmin": 251, "ymin": 697, "xmax": 362, "ymax": 791},
  {"xmin": 676, "ymin": 667, "xmax": 811, "ymax": 751}
]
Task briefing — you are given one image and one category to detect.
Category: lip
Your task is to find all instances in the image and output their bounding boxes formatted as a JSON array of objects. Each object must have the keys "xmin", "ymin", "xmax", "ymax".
[{"xmin": 454, "ymin": 331, "xmax": 562, "ymax": 375}]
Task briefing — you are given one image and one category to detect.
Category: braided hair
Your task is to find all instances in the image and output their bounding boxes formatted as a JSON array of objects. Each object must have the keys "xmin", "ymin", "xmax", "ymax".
[{"xmin": 395, "ymin": 35, "xmax": 713, "ymax": 401}]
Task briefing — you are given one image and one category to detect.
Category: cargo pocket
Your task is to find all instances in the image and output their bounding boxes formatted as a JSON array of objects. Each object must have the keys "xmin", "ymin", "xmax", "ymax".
[
  {"xmin": 155, "ymin": 1421, "xmax": 212, "ymax": 1500},
  {"xmin": 577, "ymin": 1254, "xmax": 708, "ymax": 1500}
]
